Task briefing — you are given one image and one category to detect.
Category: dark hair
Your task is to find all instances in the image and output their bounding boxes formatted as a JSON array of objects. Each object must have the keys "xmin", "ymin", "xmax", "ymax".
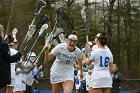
[
  {"xmin": 6, "ymin": 35, "xmax": 13, "ymax": 44},
  {"xmin": 98, "ymin": 33, "xmax": 107, "ymax": 46},
  {"xmin": 101, "ymin": 32, "xmax": 106, "ymax": 36},
  {"xmin": 71, "ymin": 31, "xmax": 77, "ymax": 35},
  {"xmin": 6, "ymin": 35, "xmax": 17, "ymax": 45},
  {"xmin": 0, "ymin": 32, "xmax": 2, "ymax": 39}
]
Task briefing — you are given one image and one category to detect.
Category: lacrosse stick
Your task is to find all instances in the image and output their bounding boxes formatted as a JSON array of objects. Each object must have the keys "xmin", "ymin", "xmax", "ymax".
[
  {"xmin": 25, "ymin": 23, "xmax": 49, "ymax": 61},
  {"xmin": 20, "ymin": 15, "xmax": 49, "ymax": 52},
  {"xmin": 32, "ymin": 7, "xmax": 74, "ymax": 65},
  {"xmin": 32, "ymin": 7, "xmax": 66, "ymax": 64},
  {"xmin": 20, "ymin": 25, "xmax": 36, "ymax": 52},
  {"xmin": 51, "ymin": 27, "xmax": 66, "ymax": 46},
  {"xmin": 20, "ymin": 0, "xmax": 46, "ymax": 52},
  {"xmin": 81, "ymin": 6, "xmax": 89, "ymax": 42},
  {"xmin": 12, "ymin": 28, "xmax": 18, "ymax": 42},
  {"xmin": 31, "ymin": 0, "xmax": 46, "ymax": 25},
  {"xmin": 42, "ymin": 28, "xmax": 66, "ymax": 66}
]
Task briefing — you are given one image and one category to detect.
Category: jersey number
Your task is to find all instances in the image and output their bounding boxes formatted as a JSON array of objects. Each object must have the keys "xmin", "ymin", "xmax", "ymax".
[
  {"xmin": 99, "ymin": 56, "xmax": 109, "ymax": 67},
  {"xmin": 66, "ymin": 60, "xmax": 70, "ymax": 64}
]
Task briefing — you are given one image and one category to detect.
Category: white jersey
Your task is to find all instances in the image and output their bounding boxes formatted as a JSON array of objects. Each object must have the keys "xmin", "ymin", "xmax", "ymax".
[
  {"xmin": 26, "ymin": 71, "xmax": 34, "ymax": 86},
  {"xmin": 50, "ymin": 43, "xmax": 82, "ymax": 83},
  {"xmin": 14, "ymin": 68, "xmax": 26, "ymax": 92},
  {"xmin": 10, "ymin": 48, "xmax": 18, "ymax": 80},
  {"xmin": 89, "ymin": 48, "xmax": 113, "ymax": 79},
  {"xmin": 92, "ymin": 44, "xmax": 113, "ymax": 62},
  {"xmin": 92, "ymin": 44, "xmax": 110, "ymax": 50}
]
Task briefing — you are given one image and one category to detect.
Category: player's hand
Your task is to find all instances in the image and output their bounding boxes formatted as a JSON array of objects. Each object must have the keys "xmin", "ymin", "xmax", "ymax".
[
  {"xmin": 44, "ymin": 43, "xmax": 51, "ymax": 50},
  {"xmin": 38, "ymin": 65, "xmax": 43, "ymax": 70},
  {"xmin": 80, "ymin": 73, "xmax": 83, "ymax": 80}
]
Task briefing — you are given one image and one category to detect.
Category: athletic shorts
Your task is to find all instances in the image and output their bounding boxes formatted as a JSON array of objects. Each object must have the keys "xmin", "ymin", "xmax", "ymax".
[
  {"xmin": 91, "ymin": 77, "xmax": 112, "ymax": 88},
  {"xmin": 13, "ymin": 81, "xmax": 26, "ymax": 92}
]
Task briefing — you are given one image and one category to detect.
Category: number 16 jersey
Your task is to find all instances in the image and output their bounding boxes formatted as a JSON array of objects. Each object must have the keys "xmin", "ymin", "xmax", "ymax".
[{"xmin": 89, "ymin": 48, "xmax": 113, "ymax": 79}]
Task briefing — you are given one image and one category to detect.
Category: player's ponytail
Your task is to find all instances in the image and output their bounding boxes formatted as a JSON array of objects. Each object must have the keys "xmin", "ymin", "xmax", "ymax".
[
  {"xmin": 71, "ymin": 31, "xmax": 77, "ymax": 35},
  {"xmin": 6, "ymin": 35, "xmax": 18, "ymax": 46},
  {"xmin": 98, "ymin": 33, "xmax": 107, "ymax": 46}
]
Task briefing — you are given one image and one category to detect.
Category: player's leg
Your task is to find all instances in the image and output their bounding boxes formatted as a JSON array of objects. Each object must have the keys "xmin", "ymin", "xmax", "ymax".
[
  {"xmin": 91, "ymin": 88, "xmax": 103, "ymax": 93},
  {"xmin": 6, "ymin": 86, "xmax": 14, "ymax": 93},
  {"xmin": 51, "ymin": 83, "xmax": 62, "ymax": 93},
  {"xmin": 103, "ymin": 88, "xmax": 110, "ymax": 93},
  {"xmin": 62, "ymin": 80, "xmax": 74, "ymax": 93}
]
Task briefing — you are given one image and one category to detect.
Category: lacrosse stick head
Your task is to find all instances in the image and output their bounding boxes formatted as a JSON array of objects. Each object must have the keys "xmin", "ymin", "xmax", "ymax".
[
  {"xmin": 35, "ymin": 0, "xmax": 46, "ymax": 15},
  {"xmin": 12, "ymin": 28, "xmax": 18, "ymax": 42},
  {"xmin": 36, "ymin": 14, "xmax": 49, "ymax": 30},
  {"xmin": 27, "ymin": 25, "xmax": 36, "ymax": 38},
  {"xmin": 54, "ymin": 27, "xmax": 64, "ymax": 37},
  {"xmin": 0, "ymin": 24, "xmax": 4, "ymax": 33},
  {"xmin": 45, "ymin": 33, "xmax": 52, "ymax": 44},
  {"xmin": 39, "ymin": 24, "xmax": 48, "ymax": 36},
  {"xmin": 0, "ymin": 24, "xmax": 4, "ymax": 38},
  {"xmin": 59, "ymin": 33, "xmax": 66, "ymax": 43},
  {"xmin": 52, "ymin": 39, "xmax": 59, "ymax": 46},
  {"xmin": 56, "ymin": 7, "xmax": 74, "ymax": 32},
  {"xmin": 54, "ymin": 27, "xmax": 66, "ymax": 43},
  {"xmin": 81, "ymin": 6, "xmax": 86, "ymax": 22},
  {"xmin": 55, "ymin": 7, "xmax": 65, "ymax": 21}
]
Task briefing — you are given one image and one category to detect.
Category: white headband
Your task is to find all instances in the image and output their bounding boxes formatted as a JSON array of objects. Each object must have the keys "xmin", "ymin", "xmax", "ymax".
[
  {"xmin": 87, "ymin": 42, "xmax": 93, "ymax": 46},
  {"xmin": 68, "ymin": 34, "xmax": 78, "ymax": 40},
  {"xmin": 96, "ymin": 33, "xmax": 101, "ymax": 38}
]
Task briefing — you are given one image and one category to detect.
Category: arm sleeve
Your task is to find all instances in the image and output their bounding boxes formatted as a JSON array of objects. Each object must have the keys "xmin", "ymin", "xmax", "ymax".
[
  {"xmin": 51, "ymin": 45, "xmax": 60, "ymax": 56},
  {"xmin": 75, "ymin": 48, "xmax": 82, "ymax": 59},
  {"xmin": 2, "ymin": 43, "xmax": 22, "ymax": 63},
  {"xmin": 89, "ymin": 51, "xmax": 95, "ymax": 61}
]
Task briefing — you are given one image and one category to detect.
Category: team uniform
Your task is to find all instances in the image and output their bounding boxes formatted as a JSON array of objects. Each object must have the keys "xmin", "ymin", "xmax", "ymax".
[
  {"xmin": 50, "ymin": 43, "xmax": 82, "ymax": 84},
  {"xmin": 85, "ymin": 63, "xmax": 94, "ymax": 90},
  {"xmin": 75, "ymin": 47, "xmax": 93, "ymax": 91},
  {"xmin": 14, "ymin": 63, "xmax": 26, "ymax": 92},
  {"xmin": 89, "ymin": 48, "xmax": 113, "ymax": 88},
  {"xmin": 82, "ymin": 47, "xmax": 93, "ymax": 91},
  {"xmin": 26, "ymin": 71, "xmax": 34, "ymax": 86},
  {"xmin": 25, "ymin": 70, "xmax": 34, "ymax": 93},
  {"xmin": 92, "ymin": 45, "xmax": 112, "ymax": 53},
  {"xmin": 7, "ymin": 48, "xmax": 18, "ymax": 87}
]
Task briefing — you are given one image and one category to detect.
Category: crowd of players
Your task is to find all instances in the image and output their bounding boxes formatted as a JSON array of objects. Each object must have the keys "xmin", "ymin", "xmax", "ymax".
[{"xmin": 0, "ymin": 23, "xmax": 122, "ymax": 93}]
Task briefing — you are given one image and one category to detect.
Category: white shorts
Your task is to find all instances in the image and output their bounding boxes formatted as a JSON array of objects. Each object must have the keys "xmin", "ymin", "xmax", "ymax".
[
  {"xmin": 50, "ymin": 74, "xmax": 74, "ymax": 84},
  {"xmin": 86, "ymin": 72, "xmax": 92, "ymax": 90},
  {"xmin": 91, "ymin": 77, "xmax": 112, "ymax": 88},
  {"xmin": 13, "ymin": 82, "xmax": 26, "ymax": 92}
]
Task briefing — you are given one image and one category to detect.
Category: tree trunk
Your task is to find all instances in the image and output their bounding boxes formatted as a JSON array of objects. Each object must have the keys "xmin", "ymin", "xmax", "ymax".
[{"xmin": 107, "ymin": 0, "xmax": 116, "ymax": 50}]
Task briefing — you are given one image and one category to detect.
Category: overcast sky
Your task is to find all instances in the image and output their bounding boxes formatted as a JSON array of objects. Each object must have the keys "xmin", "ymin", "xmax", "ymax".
[
  {"xmin": 82, "ymin": 0, "xmax": 109, "ymax": 3},
  {"xmin": 75, "ymin": 0, "xmax": 109, "ymax": 6}
]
